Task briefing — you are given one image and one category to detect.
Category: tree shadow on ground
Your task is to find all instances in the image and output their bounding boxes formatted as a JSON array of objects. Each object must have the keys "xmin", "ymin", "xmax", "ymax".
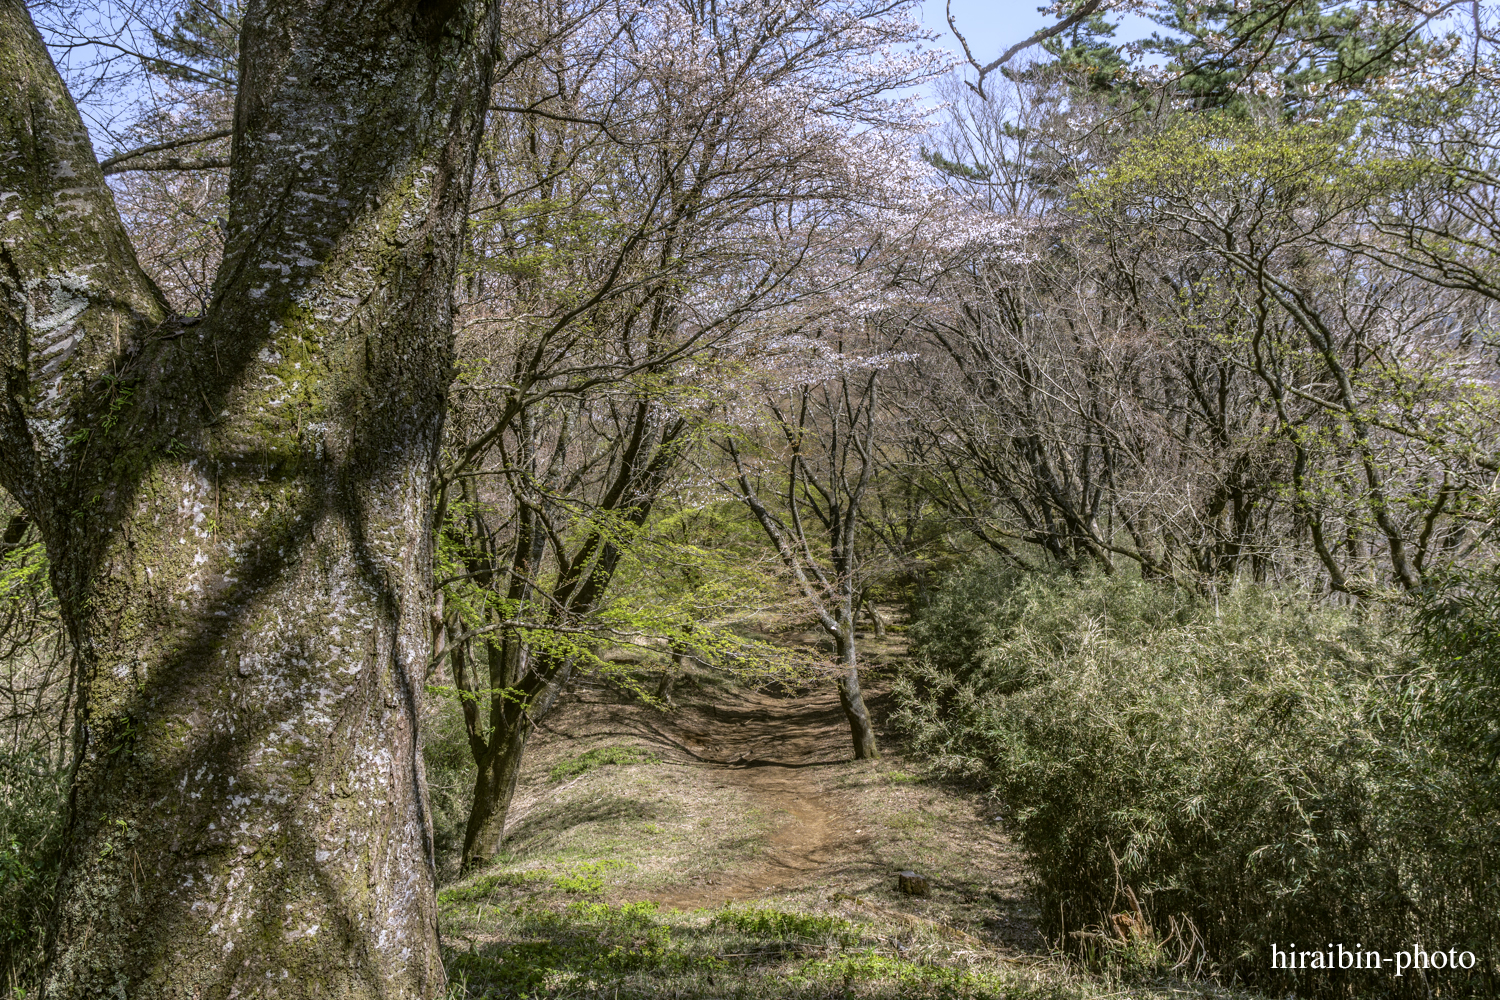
[{"xmin": 442, "ymin": 895, "xmax": 1067, "ymax": 1000}]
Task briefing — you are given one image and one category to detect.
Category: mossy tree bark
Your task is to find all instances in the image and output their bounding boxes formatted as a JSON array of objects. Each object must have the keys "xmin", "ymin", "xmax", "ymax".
[{"xmin": 0, "ymin": 0, "xmax": 498, "ymax": 993}]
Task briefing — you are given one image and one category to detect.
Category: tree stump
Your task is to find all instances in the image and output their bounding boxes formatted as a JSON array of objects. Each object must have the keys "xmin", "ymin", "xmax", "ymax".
[{"xmin": 897, "ymin": 871, "xmax": 930, "ymax": 897}]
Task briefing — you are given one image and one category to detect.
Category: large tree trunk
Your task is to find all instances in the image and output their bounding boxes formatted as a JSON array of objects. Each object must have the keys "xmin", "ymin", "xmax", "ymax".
[{"xmin": 0, "ymin": 0, "xmax": 497, "ymax": 993}]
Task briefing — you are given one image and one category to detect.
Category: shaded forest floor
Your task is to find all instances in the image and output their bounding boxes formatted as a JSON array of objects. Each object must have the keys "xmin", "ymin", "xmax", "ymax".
[{"xmin": 433, "ymin": 620, "xmax": 1257, "ymax": 999}]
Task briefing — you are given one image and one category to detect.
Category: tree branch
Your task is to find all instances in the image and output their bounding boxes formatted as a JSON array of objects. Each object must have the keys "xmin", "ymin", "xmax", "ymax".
[
  {"xmin": 950, "ymin": 0, "xmax": 1108, "ymax": 98},
  {"xmin": 98, "ymin": 128, "xmax": 232, "ymax": 173},
  {"xmin": 102, "ymin": 155, "xmax": 232, "ymax": 175}
]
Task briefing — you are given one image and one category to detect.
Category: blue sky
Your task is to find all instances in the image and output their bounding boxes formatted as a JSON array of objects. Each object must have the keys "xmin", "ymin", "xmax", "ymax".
[
  {"xmin": 916, "ymin": 0, "xmax": 1167, "ymax": 82},
  {"xmin": 58, "ymin": 0, "xmax": 1171, "ymax": 152},
  {"xmin": 918, "ymin": 0, "xmax": 1054, "ymax": 64}
]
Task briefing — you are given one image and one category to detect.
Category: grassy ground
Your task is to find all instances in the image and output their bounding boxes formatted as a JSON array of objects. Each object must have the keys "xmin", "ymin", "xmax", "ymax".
[{"xmin": 432, "ymin": 620, "xmax": 1264, "ymax": 999}]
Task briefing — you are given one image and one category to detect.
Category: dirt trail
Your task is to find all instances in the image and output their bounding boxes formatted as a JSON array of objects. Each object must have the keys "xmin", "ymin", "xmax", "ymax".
[
  {"xmin": 638, "ymin": 683, "xmax": 866, "ymax": 908},
  {"xmin": 497, "ymin": 624, "xmax": 1043, "ymax": 953},
  {"xmin": 438, "ymin": 634, "xmax": 1196, "ymax": 996}
]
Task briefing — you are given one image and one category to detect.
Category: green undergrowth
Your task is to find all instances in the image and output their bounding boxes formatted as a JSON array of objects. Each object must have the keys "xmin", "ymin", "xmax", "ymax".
[
  {"xmin": 0, "ymin": 526, "xmax": 68, "ymax": 995},
  {"xmin": 548, "ymin": 745, "xmax": 660, "ymax": 782},
  {"xmin": 0, "ymin": 753, "xmax": 65, "ymax": 995},
  {"xmin": 710, "ymin": 906, "xmax": 854, "ymax": 942},
  {"xmin": 896, "ymin": 561, "xmax": 1500, "ymax": 998},
  {"xmin": 440, "ymin": 893, "xmax": 1255, "ymax": 1000},
  {"xmin": 438, "ymin": 846, "xmax": 1263, "ymax": 1000},
  {"xmin": 440, "ymin": 859, "xmax": 636, "ymax": 903}
]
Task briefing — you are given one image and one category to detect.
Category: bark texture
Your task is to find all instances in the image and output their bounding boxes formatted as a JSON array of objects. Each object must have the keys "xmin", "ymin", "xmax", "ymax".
[{"xmin": 0, "ymin": 0, "xmax": 498, "ymax": 993}]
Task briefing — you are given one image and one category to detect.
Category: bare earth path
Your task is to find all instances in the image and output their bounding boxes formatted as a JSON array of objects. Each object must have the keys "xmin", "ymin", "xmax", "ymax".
[
  {"xmin": 490, "ymin": 634, "xmax": 1046, "ymax": 955},
  {"xmin": 632, "ymin": 684, "xmax": 868, "ymax": 909}
]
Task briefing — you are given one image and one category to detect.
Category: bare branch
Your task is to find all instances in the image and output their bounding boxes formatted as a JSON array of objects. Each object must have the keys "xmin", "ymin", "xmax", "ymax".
[
  {"xmin": 103, "ymin": 155, "xmax": 231, "ymax": 175},
  {"xmin": 950, "ymin": 0, "xmax": 1108, "ymax": 98},
  {"xmin": 98, "ymin": 128, "xmax": 232, "ymax": 172}
]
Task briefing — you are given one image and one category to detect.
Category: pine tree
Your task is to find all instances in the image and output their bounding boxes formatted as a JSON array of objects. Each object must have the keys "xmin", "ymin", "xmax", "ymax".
[
  {"xmin": 1032, "ymin": 10, "xmax": 1129, "ymax": 95},
  {"xmin": 147, "ymin": 0, "xmax": 241, "ymax": 87},
  {"xmin": 1142, "ymin": 0, "xmax": 1441, "ymax": 116}
]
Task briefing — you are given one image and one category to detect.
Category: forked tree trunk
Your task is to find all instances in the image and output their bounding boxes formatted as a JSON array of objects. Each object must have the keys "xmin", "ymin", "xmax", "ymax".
[
  {"xmin": 657, "ymin": 628, "xmax": 696, "ymax": 706},
  {"xmin": 655, "ymin": 653, "xmax": 687, "ymax": 705},
  {"xmin": 458, "ymin": 640, "xmax": 573, "ymax": 871},
  {"xmin": 463, "ymin": 714, "xmax": 532, "ymax": 867},
  {"xmin": 656, "ymin": 666, "xmax": 675, "ymax": 703},
  {"xmin": 729, "ymin": 441, "xmax": 878, "ymax": 762},
  {"xmin": 0, "ymin": 0, "xmax": 497, "ymax": 993},
  {"xmin": 448, "ymin": 416, "xmax": 681, "ymax": 870}
]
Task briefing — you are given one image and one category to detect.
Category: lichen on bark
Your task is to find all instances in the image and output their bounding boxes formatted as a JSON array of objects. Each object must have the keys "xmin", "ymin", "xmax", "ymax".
[{"xmin": 0, "ymin": 0, "xmax": 500, "ymax": 994}]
